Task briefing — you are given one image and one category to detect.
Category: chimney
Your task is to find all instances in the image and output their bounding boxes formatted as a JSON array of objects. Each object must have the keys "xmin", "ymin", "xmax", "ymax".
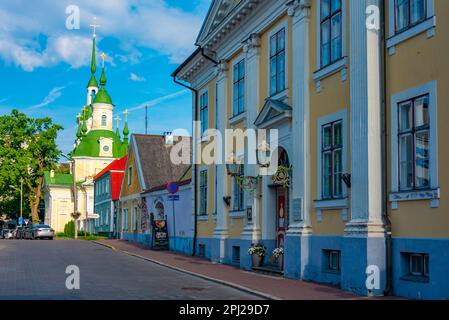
[{"xmin": 164, "ymin": 132, "xmax": 174, "ymax": 146}]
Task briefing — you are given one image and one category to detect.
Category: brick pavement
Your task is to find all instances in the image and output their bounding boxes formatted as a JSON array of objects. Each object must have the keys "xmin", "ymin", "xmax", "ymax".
[{"xmin": 95, "ymin": 239, "xmax": 382, "ymax": 300}]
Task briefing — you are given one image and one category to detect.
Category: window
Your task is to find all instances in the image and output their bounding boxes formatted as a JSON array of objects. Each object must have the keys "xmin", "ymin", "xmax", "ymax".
[
  {"xmin": 128, "ymin": 166, "xmax": 133, "ymax": 185},
  {"xmin": 232, "ymin": 246, "xmax": 241, "ymax": 264},
  {"xmin": 106, "ymin": 208, "xmax": 110, "ymax": 225},
  {"xmin": 323, "ymin": 250, "xmax": 341, "ymax": 273},
  {"xmin": 105, "ymin": 178, "xmax": 109, "ymax": 194},
  {"xmin": 403, "ymin": 253, "xmax": 429, "ymax": 280},
  {"xmin": 199, "ymin": 170, "xmax": 208, "ymax": 216},
  {"xmin": 233, "ymin": 59, "xmax": 245, "ymax": 116},
  {"xmin": 132, "ymin": 207, "xmax": 138, "ymax": 231},
  {"xmin": 269, "ymin": 28, "xmax": 286, "ymax": 96},
  {"xmin": 320, "ymin": 0, "xmax": 342, "ymax": 68},
  {"xmin": 321, "ymin": 120, "xmax": 343, "ymax": 199},
  {"xmin": 232, "ymin": 165, "xmax": 244, "ymax": 212},
  {"xmin": 398, "ymin": 94, "xmax": 430, "ymax": 191},
  {"xmin": 198, "ymin": 244, "xmax": 206, "ymax": 258},
  {"xmin": 395, "ymin": 0, "xmax": 426, "ymax": 33},
  {"xmin": 122, "ymin": 208, "xmax": 128, "ymax": 231},
  {"xmin": 200, "ymin": 92, "xmax": 209, "ymax": 135},
  {"xmin": 101, "ymin": 115, "xmax": 107, "ymax": 126}
]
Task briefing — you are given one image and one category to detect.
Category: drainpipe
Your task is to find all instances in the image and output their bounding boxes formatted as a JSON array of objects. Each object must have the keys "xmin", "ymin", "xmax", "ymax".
[
  {"xmin": 172, "ymin": 74, "xmax": 199, "ymax": 256},
  {"xmin": 196, "ymin": 45, "xmax": 219, "ymax": 65},
  {"xmin": 379, "ymin": 0, "xmax": 393, "ymax": 296}
]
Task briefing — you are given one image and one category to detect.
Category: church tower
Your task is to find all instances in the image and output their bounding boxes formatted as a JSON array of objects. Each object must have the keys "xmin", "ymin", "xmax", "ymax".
[{"xmin": 71, "ymin": 18, "xmax": 129, "ymax": 178}]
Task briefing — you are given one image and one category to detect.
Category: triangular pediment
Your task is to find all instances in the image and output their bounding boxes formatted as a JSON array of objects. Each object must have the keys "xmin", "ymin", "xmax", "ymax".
[
  {"xmin": 254, "ymin": 99, "xmax": 293, "ymax": 129},
  {"xmin": 196, "ymin": 0, "xmax": 240, "ymax": 44}
]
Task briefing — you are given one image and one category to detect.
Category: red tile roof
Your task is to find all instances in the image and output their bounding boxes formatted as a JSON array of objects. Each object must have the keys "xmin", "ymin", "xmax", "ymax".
[
  {"xmin": 94, "ymin": 156, "xmax": 127, "ymax": 181},
  {"xmin": 94, "ymin": 156, "xmax": 127, "ymax": 200}
]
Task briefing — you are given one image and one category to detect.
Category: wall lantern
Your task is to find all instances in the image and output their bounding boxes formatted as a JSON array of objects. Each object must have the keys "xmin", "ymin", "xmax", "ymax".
[
  {"xmin": 256, "ymin": 140, "xmax": 271, "ymax": 168},
  {"xmin": 226, "ymin": 152, "xmax": 242, "ymax": 177}
]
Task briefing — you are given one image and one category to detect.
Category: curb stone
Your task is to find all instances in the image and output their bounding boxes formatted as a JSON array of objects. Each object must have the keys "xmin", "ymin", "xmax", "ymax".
[{"xmin": 92, "ymin": 241, "xmax": 279, "ymax": 300}]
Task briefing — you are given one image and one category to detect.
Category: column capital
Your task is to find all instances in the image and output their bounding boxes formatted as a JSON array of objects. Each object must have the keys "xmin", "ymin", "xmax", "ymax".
[
  {"xmin": 243, "ymin": 33, "xmax": 261, "ymax": 58},
  {"xmin": 215, "ymin": 61, "xmax": 229, "ymax": 79},
  {"xmin": 287, "ymin": 0, "xmax": 311, "ymax": 21}
]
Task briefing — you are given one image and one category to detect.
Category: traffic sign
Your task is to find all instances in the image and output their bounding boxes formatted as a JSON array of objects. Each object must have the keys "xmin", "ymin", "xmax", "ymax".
[
  {"xmin": 166, "ymin": 181, "xmax": 179, "ymax": 194},
  {"xmin": 168, "ymin": 195, "xmax": 180, "ymax": 201},
  {"xmin": 18, "ymin": 217, "xmax": 23, "ymax": 225}
]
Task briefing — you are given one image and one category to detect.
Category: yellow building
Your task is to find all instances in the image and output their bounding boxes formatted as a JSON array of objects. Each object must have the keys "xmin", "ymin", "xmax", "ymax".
[{"xmin": 173, "ymin": 0, "xmax": 449, "ymax": 299}]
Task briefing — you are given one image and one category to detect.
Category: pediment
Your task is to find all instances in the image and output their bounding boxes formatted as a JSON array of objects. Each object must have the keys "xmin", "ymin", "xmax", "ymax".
[
  {"xmin": 196, "ymin": 0, "xmax": 240, "ymax": 44},
  {"xmin": 254, "ymin": 99, "xmax": 292, "ymax": 129}
]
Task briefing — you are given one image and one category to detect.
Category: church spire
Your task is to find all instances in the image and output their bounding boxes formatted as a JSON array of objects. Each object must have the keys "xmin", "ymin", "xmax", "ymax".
[
  {"xmin": 87, "ymin": 17, "xmax": 100, "ymax": 106},
  {"xmin": 123, "ymin": 109, "xmax": 129, "ymax": 144}
]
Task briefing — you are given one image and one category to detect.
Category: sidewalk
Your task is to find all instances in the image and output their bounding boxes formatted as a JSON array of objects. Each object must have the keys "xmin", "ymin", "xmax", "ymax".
[{"xmin": 94, "ymin": 239, "xmax": 379, "ymax": 300}]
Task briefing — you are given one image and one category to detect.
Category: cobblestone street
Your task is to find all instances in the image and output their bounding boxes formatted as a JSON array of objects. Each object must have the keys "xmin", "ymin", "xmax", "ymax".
[{"xmin": 0, "ymin": 239, "xmax": 260, "ymax": 300}]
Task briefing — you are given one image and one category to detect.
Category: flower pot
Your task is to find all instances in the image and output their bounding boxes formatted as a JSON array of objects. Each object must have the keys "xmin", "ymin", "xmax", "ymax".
[
  {"xmin": 251, "ymin": 254, "xmax": 264, "ymax": 267},
  {"xmin": 277, "ymin": 256, "xmax": 284, "ymax": 270}
]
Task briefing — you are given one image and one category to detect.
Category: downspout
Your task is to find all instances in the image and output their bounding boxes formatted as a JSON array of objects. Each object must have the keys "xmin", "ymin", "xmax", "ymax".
[
  {"xmin": 172, "ymin": 74, "xmax": 199, "ymax": 256},
  {"xmin": 380, "ymin": 0, "xmax": 393, "ymax": 296},
  {"xmin": 172, "ymin": 45, "xmax": 219, "ymax": 256},
  {"xmin": 196, "ymin": 45, "xmax": 220, "ymax": 65}
]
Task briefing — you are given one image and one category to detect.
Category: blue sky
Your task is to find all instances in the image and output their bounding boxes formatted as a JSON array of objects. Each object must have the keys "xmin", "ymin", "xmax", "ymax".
[{"xmin": 0, "ymin": 0, "xmax": 211, "ymax": 156}]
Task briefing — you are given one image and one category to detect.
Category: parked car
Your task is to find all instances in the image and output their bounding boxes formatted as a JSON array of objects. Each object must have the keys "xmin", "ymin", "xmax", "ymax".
[
  {"xmin": 25, "ymin": 225, "xmax": 54, "ymax": 240},
  {"xmin": 15, "ymin": 226, "xmax": 25, "ymax": 239},
  {"xmin": 3, "ymin": 229, "xmax": 14, "ymax": 239}
]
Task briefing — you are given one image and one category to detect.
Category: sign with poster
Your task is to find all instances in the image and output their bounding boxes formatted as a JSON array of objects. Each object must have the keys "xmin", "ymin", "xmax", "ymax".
[
  {"xmin": 140, "ymin": 198, "xmax": 149, "ymax": 232},
  {"xmin": 152, "ymin": 220, "xmax": 169, "ymax": 250}
]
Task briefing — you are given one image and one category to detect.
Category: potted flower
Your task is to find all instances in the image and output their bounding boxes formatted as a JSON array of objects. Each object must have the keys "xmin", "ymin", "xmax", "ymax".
[
  {"xmin": 248, "ymin": 243, "xmax": 266, "ymax": 267},
  {"xmin": 272, "ymin": 247, "xmax": 284, "ymax": 270}
]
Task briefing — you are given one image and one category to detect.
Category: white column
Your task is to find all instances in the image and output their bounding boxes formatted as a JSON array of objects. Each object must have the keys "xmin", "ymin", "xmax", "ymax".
[
  {"xmin": 346, "ymin": 0, "xmax": 384, "ymax": 236},
  {"xmin": 241, "ymin": 33, "xmax": 262, "ymax": 242},
  {"xmin": 214, "ymin": 62, "xmax": 230, "ymax": 262},
  {"xmin": 287, "ymin": 0, "xmax": 312, "ymax": 235}
]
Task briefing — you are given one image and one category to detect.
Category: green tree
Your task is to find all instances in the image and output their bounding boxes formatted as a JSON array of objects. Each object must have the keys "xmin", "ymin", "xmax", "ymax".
[{"xmin": 0, "ymin": 109, "xmax": 63, "ymax": 222}]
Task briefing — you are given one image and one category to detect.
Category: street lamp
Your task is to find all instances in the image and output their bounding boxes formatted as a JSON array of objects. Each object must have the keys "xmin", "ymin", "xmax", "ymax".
[
  {"xmin": 61, "ymin": 154, "xmax": 79, "ymax": 240},
  {"xmin": 9, "ymin": 177, "xmax": 23, "ymax": 221}
]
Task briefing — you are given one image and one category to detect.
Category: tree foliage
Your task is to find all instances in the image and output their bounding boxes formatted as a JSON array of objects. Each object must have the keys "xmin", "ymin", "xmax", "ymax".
[{"xmin": 0, "ymin": 109, "xmax": 63, "ymax": 222}]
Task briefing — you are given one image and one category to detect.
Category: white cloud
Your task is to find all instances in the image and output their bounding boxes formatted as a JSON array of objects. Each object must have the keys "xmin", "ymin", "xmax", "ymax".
[
  {"xmin": 28, "ymin": 86, "xmax": 66, "ymax": 110},
  {"xmin": 128, "ymin": 90, "xmax": 189, "ymax": 112},
  {"xmin": 0, "ymin": 0, "xmax": 210, "ymax": 71},
  {"xmin": 130, "ymin": 72, "xmax": 146, "ymax": 82}
]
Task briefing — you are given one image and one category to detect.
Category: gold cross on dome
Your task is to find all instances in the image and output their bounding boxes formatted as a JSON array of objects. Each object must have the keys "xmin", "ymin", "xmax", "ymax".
[
  {"xmin": 90, "ymin": 17, "xmax": 101, "ymax": 38},
  {"xmin": 100, "ymin": 52, "xmax": 106, "ymax": 68},
  {"xmin": 114, "ymin": 115, "xmax": 121, "ymax": 128},
  {"xmin": 123, "ymin": 109, "xmax": 129, "ymax": 121}
]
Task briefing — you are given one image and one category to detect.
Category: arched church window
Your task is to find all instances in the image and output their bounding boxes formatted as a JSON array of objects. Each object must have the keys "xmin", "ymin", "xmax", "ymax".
[
  {"xmin": 90, "ymin": 90, "xmax": 96, "ymax": 103},
  {"xmin": 101, "ymin": 115, "xmax": 107, "ymax": 126}
]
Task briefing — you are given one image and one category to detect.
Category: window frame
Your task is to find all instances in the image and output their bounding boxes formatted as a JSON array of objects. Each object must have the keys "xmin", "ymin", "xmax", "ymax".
[
  {"xmin": 269, "ymin": 28, "xmax": 286, "ymax": 96},
  {"xmin": 101, "ymin": 114, "xmax": 107, "ymax": 127},
  {"xmin": 232, "ymin": 58, "xmax": 246, "ymax": 117},
  {"xmin": 232, "ymin": 165, "xmax": 245, "ymax": 212},
  {"xmin": 267, "ymin": 19, "xmax": 289, "ymax": 99},
  {"xmin": 319, "ymin": 0, "xmax": 343, "ymax": 68},
  {"xmin": 199, "ymin": 91, "xmax": 209, "ymax": 136},
  {"xmin": 321, "ymin": 120, "xmax": 344, "ymax": 200},
  {"xmin": 316, "ymin": 109, "xmax": 348, "ymax": 203},
  {"xmin": 394, "ymin": 0, "xmax": 427, "ymax": 34},
  {"xmin": 390, "ymin": 81, "xmax": 438, "ymax": 207},
  {"xmin": 199, "ymin": 169, "xmax": 208, "ymax": 216},
  {"xmin": 397, "ymin": 94, "xmax": 430, "ymax": 191},
  {"xmin": 127, "ymin": 166, "xmax": 133, "ymax": 186},
  {"xmin": 387, "ymin": 0, "xmax": 436, "ymax": 52}
]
